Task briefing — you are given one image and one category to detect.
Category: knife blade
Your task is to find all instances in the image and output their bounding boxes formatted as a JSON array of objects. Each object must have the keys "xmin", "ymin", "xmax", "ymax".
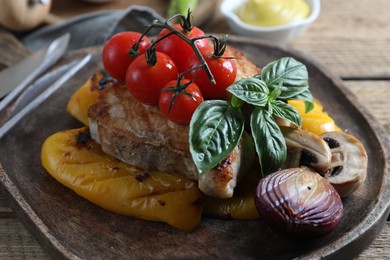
[
  {"xmin": 0, "ymin": 54, "xmax": 92, "ymax": 139},
  {"xmin": 0, "ymin": 33, "xmax": 70, "ymax": 106},
  {"xmin": 0, "ymin": 58, "xmax": 88, "ymax": 126}
]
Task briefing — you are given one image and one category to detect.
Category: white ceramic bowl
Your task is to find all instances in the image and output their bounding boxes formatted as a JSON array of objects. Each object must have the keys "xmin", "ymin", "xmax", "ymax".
[{"xmin": 220, "ymin": 0, "xmax": 320, "ymax": 43}]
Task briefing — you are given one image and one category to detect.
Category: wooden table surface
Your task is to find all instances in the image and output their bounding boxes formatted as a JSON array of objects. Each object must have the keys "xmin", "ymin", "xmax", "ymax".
[{"xmin": 0, "ymin": 0, "xmax": 389, "ymax": 259}]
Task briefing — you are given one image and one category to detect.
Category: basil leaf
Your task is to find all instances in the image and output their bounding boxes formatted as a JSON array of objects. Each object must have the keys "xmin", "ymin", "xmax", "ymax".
[
  {"xmin": 260, "ymin": 57, "xmax": 309, "ymax": 99},
  {"xmin": 227, "ymin": 78, "xmax": 269, "ymax": 107},
  {"xmin": 304, "ymin": 101, "xmax": 314, "ymax": 113},
  {"xmin": 230, "ymin": 94, "xmax": 244, "ymax": 109},
  {"xmin": 271, "ymin": 100, "xmax": 302, "ymax": 128},
  {"xmin": 189, "ymin": 100, "xmax": 245, "ymax": 174},
  {"xmin": 289, "ymin": 88, "xmax": 314, "ymax": 113},
  {"xmin": 250, "ymin": 107, "xmax": 287, "ymax": 176},
  {"xmin": 268, "ymin": 81, "xmax": 282, "ymax": 102}
]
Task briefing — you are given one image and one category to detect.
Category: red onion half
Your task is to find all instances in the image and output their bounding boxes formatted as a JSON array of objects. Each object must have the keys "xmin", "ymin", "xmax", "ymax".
[{"xmin": 255, "ymin": 167, "xmax": 343, "ymax": 237}]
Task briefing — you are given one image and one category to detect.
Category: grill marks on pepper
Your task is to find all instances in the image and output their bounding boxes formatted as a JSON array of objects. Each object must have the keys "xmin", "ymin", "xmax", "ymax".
[
  {"xmin": 77, "ymin": 131, "xmax": 91, "ymax": 144},
  {"xmin": 135, "ymin": 172, "xmax": 151, "ymax": 182},
  {"xmin": 192, "ymin": 198, "xmax": 202, "ymax": 207},
  {"xmin": 157, "ymin": 198, "xmax": 202, "ymax": 207},
  {"xmin": 75, "ymin": 129, "xmax": 94, "ymax": 150},
  {"xmin": 158, "ymin": 200, "xmax": 166, "ymax": 206},
  {"xmin": 133, "ymin": 172, "xmax": 201, "ymax": 209}
]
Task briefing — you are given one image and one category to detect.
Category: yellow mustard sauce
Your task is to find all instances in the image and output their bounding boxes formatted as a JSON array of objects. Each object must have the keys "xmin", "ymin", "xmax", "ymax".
[{"xmin": 236, "ymin": 0, "xmax": 310, "ymax": 27}]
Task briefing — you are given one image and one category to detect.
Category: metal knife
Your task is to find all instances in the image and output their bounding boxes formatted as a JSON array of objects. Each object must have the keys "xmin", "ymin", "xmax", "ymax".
[
  {"xmin": 0, "ymin": 33, "xmax": 70, "ymax": 108},
  {"xmin": 1, "ymin": 58, "xmax": 81, "ymax": 123},
  {"xmin": 0, "ymin": 54, "xmax": 92, "ymax": 139}
]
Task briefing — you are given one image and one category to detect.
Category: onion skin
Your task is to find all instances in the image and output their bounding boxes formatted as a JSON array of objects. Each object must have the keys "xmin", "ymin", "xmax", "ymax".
[{"xmin": 255, "ymin": 167, "xmax": 343, "ymax": 237}]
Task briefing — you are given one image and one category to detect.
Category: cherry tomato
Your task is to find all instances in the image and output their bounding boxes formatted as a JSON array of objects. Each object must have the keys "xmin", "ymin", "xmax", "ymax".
[
  {"xmin": 185, "ymin": 50, "xmax": 237, "ymax": 99},
  {"xmin": 126, "ymin": 51, "xmax": 178, "ymax": 105},
  {"xmin": 159, "ymin": 79, "xmax": 203, "ymax": 125},
  {"xmin": 102, "ymin": 31, "xmax": 151, "ymax": 81},
  {"xmin": 155, "ymin": 24, "xmax": 211, "ymax": 73}
]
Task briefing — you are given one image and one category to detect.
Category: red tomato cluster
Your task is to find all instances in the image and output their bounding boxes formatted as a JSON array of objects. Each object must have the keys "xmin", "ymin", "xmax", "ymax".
[
  {"xmin": 101, "ymin": 24, "xmax": 237, "ymax": 125},
  {"xmin": 102, "ymin": 31, "xmax": 151, "ymax": 81},
  {"xmin": 184, "ymin": 50, "xmax": 237, "ymax": 99},
  {"xmin": 159, "ymin": 79, "xmax": 203, "ymax": 125},
  {"xmin": 155, "ymin": 24, "xmax": 211, "ymax": 73}
]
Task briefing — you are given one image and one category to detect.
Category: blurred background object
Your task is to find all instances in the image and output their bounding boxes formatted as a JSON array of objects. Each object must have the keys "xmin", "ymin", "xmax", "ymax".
[
  {"xmin": 167, "ymin": 0, "xmax": 198, "ymax": 17},
  {"xmin": 78, "ymin": 0, "xmax": 117, "ymax": 4},
  {"xmin": 236, "ymin": 0, "xmax": 310, "ymax": 27},
  {"xmin": 0, "ymin": 0, "xmax": 217, "ymax": 34},
  {"xmin": 0, "ymin": 0, "xmax": 52, "ymax": 31},
  {"xmin": 49, "ymin": 0, "xmax": 216, "ymax": 26},
  {"xmin": 220, "ymin": 0, "xmax": 320, "ymax": 43}
]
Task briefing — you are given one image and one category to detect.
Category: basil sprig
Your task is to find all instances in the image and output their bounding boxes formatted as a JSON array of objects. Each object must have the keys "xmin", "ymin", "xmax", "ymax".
[
  {"xmin": 189, "ymin": 100, "xmax": 245, "ymax": 174},
  {"xmin": 189, "ymin": 57, "xmax": 314, "ymax": 176}
]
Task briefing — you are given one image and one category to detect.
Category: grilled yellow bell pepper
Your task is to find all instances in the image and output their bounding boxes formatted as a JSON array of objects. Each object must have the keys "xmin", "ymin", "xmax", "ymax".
[
  {"xmin": 41, "ymin": 127, "xmax": 202, "ymax": 232},
  {"xmin": 203, "ymin": 168, "xmax": 260, "ymax": 219},
  {"xmin": 66, "ymin": 72, "xmax": 101, "ymax": 126},
  {"xmin": 288, "ymin": 99, "xmax": 342, "ymax": 135}
]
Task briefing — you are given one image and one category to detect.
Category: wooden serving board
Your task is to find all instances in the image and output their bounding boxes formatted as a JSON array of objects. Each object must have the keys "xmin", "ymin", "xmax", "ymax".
[{"xmin": 0, "ymin": 37, "xmax": 389, "ymax": 259}]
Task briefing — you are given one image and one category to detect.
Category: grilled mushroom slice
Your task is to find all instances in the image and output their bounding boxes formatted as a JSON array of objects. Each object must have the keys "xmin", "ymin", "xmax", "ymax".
[
  {"xmin": 280, "ymin": 126, "xmax": 332, "ymax": 173},
  {"xmin": 320, "ymin": 131, "xmax": 367, "ymax": 197}
]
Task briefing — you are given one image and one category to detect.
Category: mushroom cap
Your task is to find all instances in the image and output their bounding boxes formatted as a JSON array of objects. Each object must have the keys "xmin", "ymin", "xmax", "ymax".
[
  {"xmin": 321, "ymin": 131, "xmax": 368, "ymax": 197},
  {"xmin": 280, "ymin": 126, "xmax": 332, "ymax": 173}
]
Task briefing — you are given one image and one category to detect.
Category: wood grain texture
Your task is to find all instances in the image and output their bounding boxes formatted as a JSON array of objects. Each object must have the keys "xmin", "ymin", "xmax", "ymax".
[
  {"xmin": 356, "ymin": 222, "xmax": 390, "ymax": 259},
  {"xmin": 345, "ymin": 80, "xmax": 390, "ymax": 135},
  {"xmin": 0, "ymin": 218, "xmax": 50, "ymax": 259},
  {"xmin": 290, "ymin": 0, "xmax": 390, "ymax": 79}
]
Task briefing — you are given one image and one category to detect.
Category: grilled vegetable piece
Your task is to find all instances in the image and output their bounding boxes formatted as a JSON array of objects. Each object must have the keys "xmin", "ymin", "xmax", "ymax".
[
  {"xmin": 167, "ymin": 0, "xmax": 199, "ymax": 17},
  {"xmin": 288, "ymin": 99, "xmax": 342, "ymax": 135},
  {"xmin": 66, "ymin": 72, "xmax": 102, "ymax": 126},
  {"xmin": 280, "ymin": 126, "xmax": 332, "ymax": 174},
  {"xmin": 41, "ymin": 127, "xmax": 202, "ymax": 232},
  {"xmin": 203, "ymin": 168, "xmax": 260, "ymax": 219},
  {"xmin": 321, "ymin": 131, "xmax": 368, "ymax": 197}
]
